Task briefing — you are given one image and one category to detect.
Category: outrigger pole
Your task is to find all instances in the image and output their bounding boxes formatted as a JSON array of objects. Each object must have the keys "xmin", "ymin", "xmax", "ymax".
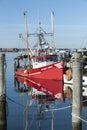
[{"xmin": 24, "ymin": 11, "xmax": 30, "ymax": 69}]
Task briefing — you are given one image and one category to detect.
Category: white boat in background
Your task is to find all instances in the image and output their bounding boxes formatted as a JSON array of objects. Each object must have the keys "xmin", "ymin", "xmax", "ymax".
[
  {"xmin": 64, "ymin": 73, "xmax": 87, "ymax": 97},
  {"xmin": 64, "ymin": 74, "xmax": 87, "ymax": 87}
]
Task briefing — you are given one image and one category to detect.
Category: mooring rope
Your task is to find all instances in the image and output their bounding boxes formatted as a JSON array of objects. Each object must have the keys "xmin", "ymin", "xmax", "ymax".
[
  {"xmin": 72, "ymin": 113, "xmax": 87, "ymax": 123},
  {"xmin": 6, "ymin": 95, "xmax": 87, "ymax": 124},
  {"xmin": 6, "ymin": 95, "xmax": 25, "ymax": 108},
  {"xmin": 44, "ymin": 105, "xmax": 71, "ymax": 112},
  {"xmin": 71, "ymin": 98, "xmax": 87, "ymax": 124}
]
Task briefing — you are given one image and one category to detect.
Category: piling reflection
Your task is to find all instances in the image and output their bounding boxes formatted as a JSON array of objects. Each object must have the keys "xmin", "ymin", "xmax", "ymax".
[
  {"xmin": 64, "ymin": 84, "xmax": 87, "ymax": 130},
  {"xmin": 72, "ymin": 122, "xmax": 82, "ymax": 130},
  {"xmin": 0, "ymin": 97, "xmax": 7, "ymax": 130}
]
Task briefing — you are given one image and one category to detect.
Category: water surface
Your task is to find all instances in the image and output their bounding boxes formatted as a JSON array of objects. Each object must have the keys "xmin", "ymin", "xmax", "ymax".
[{"xmin": 0, "ymin": 52, "xmax": 87, "ymax": 130}]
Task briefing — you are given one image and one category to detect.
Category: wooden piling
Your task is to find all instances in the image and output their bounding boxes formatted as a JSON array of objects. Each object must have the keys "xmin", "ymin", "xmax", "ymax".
[
  {"xmin": 0, "ymin": 54, "xmax": 6, "ymax": 97},
  {"xmin": 71, "ymin": 52, "xmax": 83, "ymax": 128},
  {"xmin": 0, "ymin": 54, "xmax": 6, "ymax": 128}
]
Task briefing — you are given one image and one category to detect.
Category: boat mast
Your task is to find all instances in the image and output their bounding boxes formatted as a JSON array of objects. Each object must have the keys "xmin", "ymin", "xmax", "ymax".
[
  {"xmin": 51, "ymin": 11, "xmax": 55, "ymax": 50},
  {"xmin": 24, "ymin": 11, "xmax": 30, "ymax": 68}
]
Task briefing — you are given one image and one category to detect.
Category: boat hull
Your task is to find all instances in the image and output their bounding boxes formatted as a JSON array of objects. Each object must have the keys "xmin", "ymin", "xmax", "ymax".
[{"xmin": 15, "ymin": 60, "xmax": 64, "ymax": 81}]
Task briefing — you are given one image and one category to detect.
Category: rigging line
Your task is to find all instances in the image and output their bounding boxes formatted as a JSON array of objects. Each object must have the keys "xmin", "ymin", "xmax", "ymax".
[
  {"xmin": 82, "ymin": 99, "xmax": 87, "ymax": 103},
  {"xmin": 44, "ymin": 105, "xmax": 71, "ymax": 112},
  {"xmin": 79, "ymin": 32, "xmax": 87, "ymax": 48},
  {"xmin": 6, "ymin": 94, "xmax": 87, "ymax": 113},
  {"xmin": 28, "ymin": 114, "xmax": 36, "ymax": 129},
  {"xmin": 7, "ymin": 94, "xmax": 72, "ymax": 112},
  {"xmin": 6, "ymin": 95, "xmax": 25, "ymax": 108},
  {"xmin": 72, "ymin": 113, "xmax": 87, "ymax": 123}
]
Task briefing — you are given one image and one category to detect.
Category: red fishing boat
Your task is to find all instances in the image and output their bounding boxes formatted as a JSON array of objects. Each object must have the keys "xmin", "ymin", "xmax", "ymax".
[
  {"xmin": 14, "ymin": 11, "xmax": 64, "ymax": 81},
  {"xmin": 14, "ymin": 59, "xmax": 64, "ymax": 81}
]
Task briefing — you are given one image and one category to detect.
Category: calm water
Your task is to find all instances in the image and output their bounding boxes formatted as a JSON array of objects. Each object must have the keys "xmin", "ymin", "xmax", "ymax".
[{"xmin": 1, "ymin": 52, "xmax": 87, "ymax": 130}]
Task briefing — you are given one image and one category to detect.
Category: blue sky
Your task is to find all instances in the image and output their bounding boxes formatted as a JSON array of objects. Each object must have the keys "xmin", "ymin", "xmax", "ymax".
[{"xmin": 0, "ymin": 0, "xmax": 87, "ymax": 48}]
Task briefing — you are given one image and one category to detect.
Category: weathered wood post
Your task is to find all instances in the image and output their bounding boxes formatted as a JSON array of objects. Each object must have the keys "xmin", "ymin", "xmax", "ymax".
[
  {"xmin": 0, "ymin": 54, "xmax": 6, "ymax": 129},
  {"xmin": 71, "ymin": 52, "xmax": 83, "ymax": 129},
  {"xmin": 0, "ymin": 54, "xmax": 6, "ymax": 97}
]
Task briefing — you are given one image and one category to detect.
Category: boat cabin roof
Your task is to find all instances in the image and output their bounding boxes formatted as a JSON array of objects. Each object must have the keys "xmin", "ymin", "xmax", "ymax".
[{"xmin": 32, "ymin": 54, "xmax": 57, "ymax": 59}]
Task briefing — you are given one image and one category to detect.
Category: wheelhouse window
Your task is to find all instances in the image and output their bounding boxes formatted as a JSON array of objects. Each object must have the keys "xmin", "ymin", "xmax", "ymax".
[
  {"xmin": 32, "ymin": 54, "xmax": 58, "ymax": 63},
  {"xmin": 45, "ymin": 55, "xmax": 58, "ymax": 62}
]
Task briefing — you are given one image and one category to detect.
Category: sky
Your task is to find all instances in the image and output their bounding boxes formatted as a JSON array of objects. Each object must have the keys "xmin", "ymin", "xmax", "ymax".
[{"xmin": 0, "ymin": 0, "xmax": 87, "ymax": 49}]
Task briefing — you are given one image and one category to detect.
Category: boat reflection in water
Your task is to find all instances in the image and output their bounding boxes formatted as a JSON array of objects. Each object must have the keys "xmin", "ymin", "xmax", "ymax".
[
  {"xmin": 14, "ymin": 76, "xmax": 87, "ymax": 130},
  {"xmin": 14, "ymin": 76, "xmax": 64, "ymax": 130},
  {"xmin": 14, "ymin": 75, "xmax": 64, "ymax": 101}
]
